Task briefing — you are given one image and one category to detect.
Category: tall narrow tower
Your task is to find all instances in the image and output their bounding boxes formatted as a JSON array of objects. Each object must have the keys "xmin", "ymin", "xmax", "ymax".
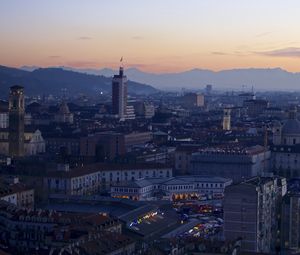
[
  {"xmin": 9, "ymin": 85, "xmax": 25, "ymax": 157},
  {"xmin": 223, "ymin": 108, "xmax": 231, "ymax": 131},
  {"xmin": 112, "ymin": 67, "xmax": 127, "ymax": 119}
]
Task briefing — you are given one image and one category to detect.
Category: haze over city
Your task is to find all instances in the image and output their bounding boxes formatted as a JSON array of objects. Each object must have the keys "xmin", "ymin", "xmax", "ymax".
[{"xmin": 1, "ymin": 0, "xmax": 300, "ymax": 73}]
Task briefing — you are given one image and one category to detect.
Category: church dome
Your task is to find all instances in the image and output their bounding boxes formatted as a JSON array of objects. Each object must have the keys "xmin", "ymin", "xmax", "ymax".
[
  {"xmin": 272, "ymin": 120, "xmax": 281, "ymax": 127},
  {"xmin": 282, "ymin": 119, "xmax": 300, "ymax": 135}
]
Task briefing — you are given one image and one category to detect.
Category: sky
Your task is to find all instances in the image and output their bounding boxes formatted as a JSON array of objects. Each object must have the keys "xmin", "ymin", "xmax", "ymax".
[{"xmin": 1, "ymin": 0, "xmax": 300, "ymax": 73}]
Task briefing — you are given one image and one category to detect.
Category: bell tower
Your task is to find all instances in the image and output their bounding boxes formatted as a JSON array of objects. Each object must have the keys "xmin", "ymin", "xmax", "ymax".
[
  {"xmin": 223, "ymin": 108, "xmax": 231, "ymax": 131},
  {"xmin": 8, "ymin": 85, "xmax": 25, "ymax": 157},
  {"xmin": 272, "ymin": 121, "xmax": 282, "ymax": 145}
]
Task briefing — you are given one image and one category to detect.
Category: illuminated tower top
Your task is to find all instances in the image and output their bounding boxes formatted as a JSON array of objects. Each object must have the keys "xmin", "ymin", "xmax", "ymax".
[{"xmin": 112, "ymin": 67, "xmax": 127, "ymax": 119}]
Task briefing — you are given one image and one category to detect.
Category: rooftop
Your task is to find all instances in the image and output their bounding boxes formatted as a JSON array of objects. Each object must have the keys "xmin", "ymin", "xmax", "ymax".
[
  {"xmin": 47, "ymin": 163, "xmax": 172, "ymax": 178},
  {"xmin": 0, "ymin": 200, "xmax": 119, "ymax": 228},
  {"xmin": 111, "ymin": 176, "xmax": 232, "ymax": 189},
  {"xmin": 282, "ymin": 118, "xmax": 300, "ymax": 135},
  {"xmin": 0, "ymin": 182, "xmax": 33, "ymax": 197},
  {"xmin": 193, "ymin": 145, "xmax": 266, "ymax": 156},
  {"xmin": 112, "ymin": 179, "xmax": 153, "ymax": 188},
  {"xmin": 10, "ymin": 85, "xmax": 24, "ymax": 90},
  {"xmin": 76, "ymin": 232, "xmax": 134, "ymax": 254},
  {"xmin": 243, "ymin": 176, "xmax": 275, "ymax": 186}
]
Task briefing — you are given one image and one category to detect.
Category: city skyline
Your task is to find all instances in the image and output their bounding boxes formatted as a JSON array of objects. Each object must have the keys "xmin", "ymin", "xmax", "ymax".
[
  {"xmin": 1, "ymin": 0, "xmax": 300, "ymax": 73},
  {"xmin": 2, "ymin": 1, "xmax": 300, "ymax": 254}
]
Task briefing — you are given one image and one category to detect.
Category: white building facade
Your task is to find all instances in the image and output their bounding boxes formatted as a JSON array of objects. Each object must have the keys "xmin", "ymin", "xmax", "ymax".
[
  {"xmin": 111, "ymin": 176, "xmax": 232, "ymax": 201},
  {"xmin": 0, "ymin": 129, "xmax": 45, "ymax": 156},
  {"xmin": 44, "ymin": 164, "xmax": 173, "ymax": 196}
]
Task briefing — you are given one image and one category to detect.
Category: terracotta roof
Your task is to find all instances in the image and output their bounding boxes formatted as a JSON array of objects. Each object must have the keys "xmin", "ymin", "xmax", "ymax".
[
  {"xmin": 0, "ymin": 182, "xmax": 33, "ymax": 197},
  {"xmin": 78, "ymin": 232, "xmax": 134, "ymax": 254},
  {"xmin": 83, "ymin": 214, "xmax": 118, "ymax": 226}
]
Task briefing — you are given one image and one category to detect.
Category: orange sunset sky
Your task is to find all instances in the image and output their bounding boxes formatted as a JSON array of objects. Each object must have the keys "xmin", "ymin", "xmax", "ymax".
[{"xmin": 1, "ymin": 0, "xmax": 300, "ymax": 73}]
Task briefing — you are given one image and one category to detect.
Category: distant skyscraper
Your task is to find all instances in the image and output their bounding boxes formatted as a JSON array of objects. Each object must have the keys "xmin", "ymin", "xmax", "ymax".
[
  {"xmin": 222, "ymin": 108, "xmax": 231, "ymax": 131},
  {"xmin": 8, "ymin": 85, "xmax": 25, "ymax": 157},
  {"xmin": 112, "ymin": 67, "xmax": 127, "ymax": 119},
  {"xmin": 205, "ymin": 84, "xmax": 212, "ymax": 95}
]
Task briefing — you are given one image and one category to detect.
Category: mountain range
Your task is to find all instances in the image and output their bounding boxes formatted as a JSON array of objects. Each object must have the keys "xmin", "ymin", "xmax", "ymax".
[
  {"xmin": 0, "ymin": 65, "xmax": 158, "ymax": 98},
  {"xmin": 21, "ymin": 66, "xmax": 300, "ymax": 92}
]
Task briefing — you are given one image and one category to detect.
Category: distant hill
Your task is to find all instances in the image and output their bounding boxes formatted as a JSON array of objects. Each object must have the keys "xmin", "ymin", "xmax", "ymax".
[
  {"xmin": 0, "ymin": 65, "xmax": 158, "ymax": 98},
  {"xmin": 40, "ymin": 66, "xmax": 300, "ymax": 91}
]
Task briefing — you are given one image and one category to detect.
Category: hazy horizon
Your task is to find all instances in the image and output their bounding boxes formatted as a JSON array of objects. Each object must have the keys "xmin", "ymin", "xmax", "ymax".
[
  {"xmin": 7, "ymin": 63, "xmax": 300, "ymax": 92},
  {"xmin": 18, "ymin": 65, "xmax": 300, "ymax": 75}
]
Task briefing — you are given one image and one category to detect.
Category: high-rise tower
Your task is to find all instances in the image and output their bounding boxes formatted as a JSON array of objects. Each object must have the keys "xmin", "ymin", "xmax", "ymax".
[
  {"xmin": 112, "ymin": 67, "xmax": 127, "ymax": 119},
  {"xmin": 223, "ymin": 108, "xmax": 231, "ymax": 131},
  {"xmin": 8, "ymin": 85, "xmax": 25, "ymax": 157}
]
